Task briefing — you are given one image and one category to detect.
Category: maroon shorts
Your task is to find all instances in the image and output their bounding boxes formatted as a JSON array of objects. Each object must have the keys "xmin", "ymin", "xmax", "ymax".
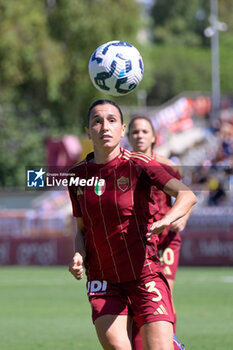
[
  {"xmin": 87, "ymin": 272, "xmax": 174, "ymax": 329},
  {"xmin": 158, "ymin": 232, "xmax": 182, "ymax": 280}
]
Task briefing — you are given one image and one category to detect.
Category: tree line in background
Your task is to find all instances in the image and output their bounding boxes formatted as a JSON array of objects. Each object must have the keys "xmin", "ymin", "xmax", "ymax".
[{"xmin": 0, "ymin": 0, "xmax": 232, "ymax": 186}]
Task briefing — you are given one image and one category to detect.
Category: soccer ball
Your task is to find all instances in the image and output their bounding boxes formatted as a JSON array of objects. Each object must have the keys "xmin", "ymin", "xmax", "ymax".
[{"xmin": 88, "ymin": 40, "xmax": 144, "ymax": 96}]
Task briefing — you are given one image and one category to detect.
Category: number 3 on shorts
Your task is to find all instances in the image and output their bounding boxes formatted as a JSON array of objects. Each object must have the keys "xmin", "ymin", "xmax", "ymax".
[{"xmin": 145, "ymin": 281, "xmax": 162, "ymax": 302}]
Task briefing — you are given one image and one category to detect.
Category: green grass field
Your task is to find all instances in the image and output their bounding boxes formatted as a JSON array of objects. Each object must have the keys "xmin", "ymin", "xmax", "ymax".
[{"xmin": 0, "ymin": 266, "xmax": 233, "ymax": 350}]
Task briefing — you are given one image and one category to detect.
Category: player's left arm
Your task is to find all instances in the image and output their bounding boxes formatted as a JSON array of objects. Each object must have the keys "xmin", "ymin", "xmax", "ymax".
[{"xmin": 146, "ymin": 178, "xmax": 197, "ymax": 240}]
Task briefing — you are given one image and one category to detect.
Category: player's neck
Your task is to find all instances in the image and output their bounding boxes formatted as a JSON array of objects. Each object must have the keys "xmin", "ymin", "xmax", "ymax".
[
  {"xmin": 142, "ymin": 148, "xmax": 154, "ymax": 158},
  {"xmin": 93, "ymin": 146, "xmax": 121, "ymax": 164}
]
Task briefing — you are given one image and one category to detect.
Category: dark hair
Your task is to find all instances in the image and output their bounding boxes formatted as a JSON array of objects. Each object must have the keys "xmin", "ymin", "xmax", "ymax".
[
  {"xmin": 87, "ymin": 99, "xmax": 123, "ymax": 124},
  {"xmin": 127, "ymin": 115, "xmax": 156, "ymax": 148}
]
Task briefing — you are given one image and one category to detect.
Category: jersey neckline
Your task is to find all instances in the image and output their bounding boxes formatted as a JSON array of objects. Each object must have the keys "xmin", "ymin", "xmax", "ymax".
[{"xmin": 85, "ymin": 148, "xmax": 124, "ymax": 168}]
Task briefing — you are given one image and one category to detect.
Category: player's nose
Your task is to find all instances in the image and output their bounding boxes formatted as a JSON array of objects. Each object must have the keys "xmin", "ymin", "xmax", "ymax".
[
  {"xmin": 102, "ymin": 119, "xmax": 109, "ymax": 131},
  {"xmin": 138, "ymin": 131, "xmax": 144, "ymax": 138}
]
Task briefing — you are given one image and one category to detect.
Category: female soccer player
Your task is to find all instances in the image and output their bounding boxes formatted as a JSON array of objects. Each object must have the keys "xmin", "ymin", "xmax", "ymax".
[
  {"xmin": 128, "ymin": 116, "xmax": 191, "ymax": 349},
  {"xmin": 68, "ymin": 99, "xmax": 197, "ymax": 350}
]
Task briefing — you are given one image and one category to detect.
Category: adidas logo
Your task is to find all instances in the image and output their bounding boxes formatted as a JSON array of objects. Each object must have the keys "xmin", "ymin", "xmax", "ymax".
[{"xmin": 153, "ymin": 304, "xmax": 168, "ymax": 315}]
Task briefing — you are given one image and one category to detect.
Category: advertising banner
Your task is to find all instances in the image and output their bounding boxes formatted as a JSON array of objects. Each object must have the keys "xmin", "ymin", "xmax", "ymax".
[
  {"xmin": 0, "ymin": 237, "xmax": 73, "ymax": 266},
  {"xmin": 180, "ymin": 231, "xmax": 233, "ymax": 266}
]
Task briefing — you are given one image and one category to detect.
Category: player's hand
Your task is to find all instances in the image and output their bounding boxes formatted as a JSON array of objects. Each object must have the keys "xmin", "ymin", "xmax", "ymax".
[
  {"xmin": 146, "ymin": 218, "xmax": 170, "ymax": 241},
  {"xmin": 69, "ymin": 252, "xmax": 84, "ymax": 280},
  {"xmin": 170, "ymin": 216, "xmax": 187, "ymax": 232}
]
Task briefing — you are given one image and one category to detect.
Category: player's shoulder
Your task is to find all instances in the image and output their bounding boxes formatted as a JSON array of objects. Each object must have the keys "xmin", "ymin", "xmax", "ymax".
[
  {"xmin": 153, "ymin": 153, "xmax": 175, "ymax": 167},
  {"xmin": 68, "ymin": 159, "xmax": 86, "ymax": 173},
  {"xmin": 153, "ymin": 152, "xmax": 181, "ymax": 178}
]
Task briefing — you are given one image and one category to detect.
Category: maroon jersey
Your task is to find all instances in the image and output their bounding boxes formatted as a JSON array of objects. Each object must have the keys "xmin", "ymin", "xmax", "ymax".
[
  {"xmin": 151, "ymin": 152, "xmax": 181, "ymax": 246},
  {"xmin": 68, "ymin": 148, "xmax": 174, "ymax": 283}
]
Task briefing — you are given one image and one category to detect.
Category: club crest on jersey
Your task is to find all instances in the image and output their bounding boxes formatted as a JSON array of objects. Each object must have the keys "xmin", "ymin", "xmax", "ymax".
[
  {"xmin": 94, "ymin": 179, "xmax": 106, "ymax": 196},
  {"xmin": 117, "ymin": 176, "xmax": 129, "ymax": 192}
]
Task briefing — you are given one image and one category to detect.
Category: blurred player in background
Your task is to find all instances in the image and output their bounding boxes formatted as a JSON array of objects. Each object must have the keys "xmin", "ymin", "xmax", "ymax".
[
  {"xmin": 68, "ymin": 100, "xmax": 196, "ymax": 350},
  {"xmin": 128, "ymin": 116, "xmax": 192, "ymax": 349}
]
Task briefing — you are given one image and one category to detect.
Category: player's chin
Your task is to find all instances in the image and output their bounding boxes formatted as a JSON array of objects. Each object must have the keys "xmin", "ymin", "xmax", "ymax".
[
  {"xmin": 101, "ymin": 141, "xmax": 118, "ymax": 149},
  {"xmin": 101, "ymin": 141, "xmax": 112, "ymax": 146},
  {"xmin": 135, "ymin": 146, "xmax": 145, "ymax": 153}
]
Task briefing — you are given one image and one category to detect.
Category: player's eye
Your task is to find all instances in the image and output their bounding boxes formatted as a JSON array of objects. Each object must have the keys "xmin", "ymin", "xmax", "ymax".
[{"xmin": 92, "ymin": 118, "xmax": 101, "ymax": 125}]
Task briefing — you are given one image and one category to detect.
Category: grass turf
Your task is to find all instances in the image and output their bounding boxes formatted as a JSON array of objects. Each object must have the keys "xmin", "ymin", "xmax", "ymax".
[{"xmin": 0, "ymin": 266, "xmax": 232, "ymax": 349}]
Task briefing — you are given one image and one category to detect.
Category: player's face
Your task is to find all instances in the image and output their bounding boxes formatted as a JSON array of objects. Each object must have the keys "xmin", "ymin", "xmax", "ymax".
[
  {"xmin": 86, "ymin": 104, "xmax": 126, "ymax": 150},
  {"xmin": 128, "ymin": 118, "xmax": 155, "ymax": 155}
]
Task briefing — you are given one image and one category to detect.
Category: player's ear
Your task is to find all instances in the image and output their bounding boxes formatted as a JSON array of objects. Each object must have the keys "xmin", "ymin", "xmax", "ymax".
[
  {"xmin": 85, "ymin": 127, "xmax": 91, "ymax": 139},
  {"xmin": 121, "ymin": 123, "xmax": 126, "ymax": 138},
  {"xmin": 152, "ymin": 134, "xmax": 156, "ymax": 145},
  {"xmin": 152, "ymin": 131, "xmax": 157, "ymax": 146}
]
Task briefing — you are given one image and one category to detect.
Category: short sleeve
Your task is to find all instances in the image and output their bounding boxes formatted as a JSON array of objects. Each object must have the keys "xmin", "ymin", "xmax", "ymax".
[
  {"xmin": 143, "ymin": 159, "xmax": 175, "ymax": 190},
  {"xmin": 67, "ymin": 184, "xmax": 83, "ymax": 217},
  {"xmin": 161, "ymin": 163, "xmax": 181, "ymax": 181}
]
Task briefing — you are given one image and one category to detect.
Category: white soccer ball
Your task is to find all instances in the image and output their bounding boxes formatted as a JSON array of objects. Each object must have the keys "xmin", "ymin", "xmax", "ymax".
[{"xmin": 88, "ymin": 40, "xmax": 144, "ymax": 96}]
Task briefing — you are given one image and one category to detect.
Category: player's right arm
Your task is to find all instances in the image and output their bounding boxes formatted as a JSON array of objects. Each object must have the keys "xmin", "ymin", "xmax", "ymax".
[{"xmin": 69, "ymin": 217, "xmax": 86, "ymax": 280}]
